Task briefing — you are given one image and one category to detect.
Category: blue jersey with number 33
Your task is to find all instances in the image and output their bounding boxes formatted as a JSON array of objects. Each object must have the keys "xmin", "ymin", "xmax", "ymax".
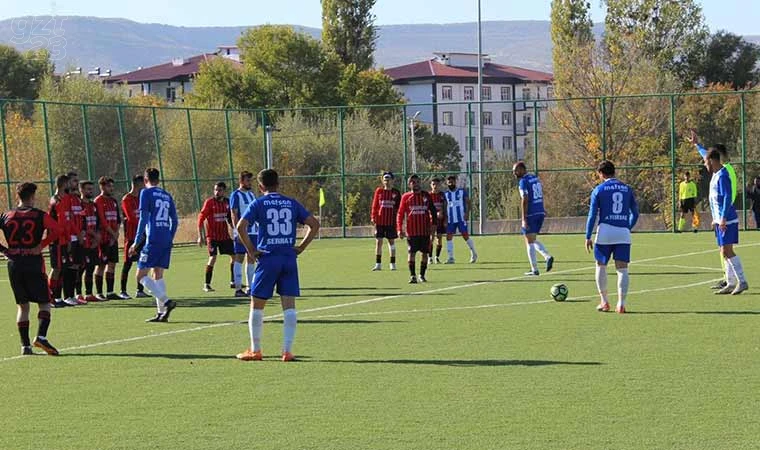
[
  {"xmin": 137, "ymin": 186, "xmax": 178, "ymax": 246},
  {"xmin": 242, "ymin": 193, "xmax": 310, "ymax": 255}
]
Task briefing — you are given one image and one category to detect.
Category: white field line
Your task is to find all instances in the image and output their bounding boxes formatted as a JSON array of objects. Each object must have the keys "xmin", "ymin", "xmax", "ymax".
[{"xmin": 1, "ymin": 242, "xmax": 756, "ymax": 363}]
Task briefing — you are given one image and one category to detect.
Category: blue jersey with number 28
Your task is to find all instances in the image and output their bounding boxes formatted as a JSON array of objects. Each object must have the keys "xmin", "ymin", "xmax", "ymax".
[
  {"xmin": 137, "ymin": 186, "xmax": 178, "ymax": 247},
  {"xmin": 242, "ymin": 192, "xmax": 310, "ymax": 255}
]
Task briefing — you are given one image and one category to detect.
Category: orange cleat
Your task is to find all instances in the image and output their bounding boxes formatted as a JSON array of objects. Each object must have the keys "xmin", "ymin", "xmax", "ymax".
[
  {"xmin": 281, "ymin": 351, "xmax": 296, "ymax": 362},
  {"xmin": 596, "ymin": 302, "xmax": 610, "ymax": 312},
  {"xmin": 236, "ymin": 349, "xmax": 262, "ymax": 361},
  {"xmin": 616, "ymin": 305, "xmax": 626, "ymax": 314}
]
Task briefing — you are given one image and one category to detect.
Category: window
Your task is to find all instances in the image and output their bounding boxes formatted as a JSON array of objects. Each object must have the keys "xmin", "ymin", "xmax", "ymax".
[
  {"xmin": 501, "ymin": 86, "xmax": 512, "ymax": 101},
  {"xmin": 442, "ymin": 111, "xmax": 453, "ymax": 126},
  {"xmin": 464, "ymin": 86, "xmax": 474, "ymax": 101},
  {"xmin": 483, "ymin": 136, "xmax": 493, "ymax": 150},
  {"xmin": 442, "ymin": 85, "xmax": 453, "ymax": 100},
  {"xmin": 501, "ymin": 111, "xmax": 512, "ymax": 125},
  {"xmin": 522, "ymin": 87, "xmax": 532, "ymax": 101},
  {"xmin": 465, "ymin": 136, "xmax": 476, "ymax": 151},
  {"xmin": 547, "ymin": 86, "xmax": 554, "ymax": 99},
  {"xmin": 166, "ymin": 87, "xmax": 176, "ymax": 102},
  {"xmin": 482, "ymin": 111, "xmax": 492, "ymax": 125},
  {"xmin": 502, "ymin": 136, "xmax": 513, "ymax": 151},
  {"xmin": 524, "ymin": 114, "xmax": 532, "ymax": 127},
  {"xmin": 465, "ymin": 111, "xmax": 476, "ymax": 125},
  {"xmin": 481, "ymin": 86, "xmax": 491, "ymax": 101}
]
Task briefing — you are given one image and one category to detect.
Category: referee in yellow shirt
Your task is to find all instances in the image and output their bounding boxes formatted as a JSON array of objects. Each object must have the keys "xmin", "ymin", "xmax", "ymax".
[{"xmin": 678, "ymin": 171, "xmax": 700, "ymax": 232}]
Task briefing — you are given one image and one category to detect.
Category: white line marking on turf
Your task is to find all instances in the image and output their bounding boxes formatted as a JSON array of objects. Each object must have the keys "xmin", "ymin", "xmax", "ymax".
[
  {"xmin": 2, "ymin": 242, "xmax": 757, "ymax": 363},
  {"xmin": 635, "ymin": 263, "xmax": 725, "ymax": 272}
]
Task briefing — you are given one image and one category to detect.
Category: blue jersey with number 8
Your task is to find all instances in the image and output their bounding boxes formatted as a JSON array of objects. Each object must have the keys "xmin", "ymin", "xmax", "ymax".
[
  {"xmin": 585, "ymin": 178, "xmax": 639, "ymax": 240},
  {"xmin": 136, "ymin": 186, "xmax": 178, "ymax": 247},
  {"xmin": 518, "ymin": 174, "xmax": 545, "ymax": 217},
  {"xmin": 242, "ymin": 192, "xmax": 310, "ymax": 255}
]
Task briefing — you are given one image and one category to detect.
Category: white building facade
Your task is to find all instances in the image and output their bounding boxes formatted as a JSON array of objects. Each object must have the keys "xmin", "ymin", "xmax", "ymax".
[{"xmin": 386, "ymin": 53, "xmax": 553, "ymax": 168}]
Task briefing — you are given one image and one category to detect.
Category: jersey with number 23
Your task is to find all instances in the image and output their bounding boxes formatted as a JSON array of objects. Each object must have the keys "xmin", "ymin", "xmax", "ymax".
[{"xmin": 242, "ymin": 193, "xmax": 310, "ymax": 255}]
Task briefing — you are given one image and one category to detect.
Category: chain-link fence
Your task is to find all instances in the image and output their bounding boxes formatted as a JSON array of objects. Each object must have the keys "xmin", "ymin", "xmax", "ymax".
[{"xmin": 1, "ymin": 90, "xmax": 758, "ymax": 242}]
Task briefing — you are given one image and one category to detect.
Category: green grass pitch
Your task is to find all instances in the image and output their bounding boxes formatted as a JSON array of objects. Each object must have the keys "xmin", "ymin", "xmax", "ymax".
[{"xmin": 1, "ymin": 232, "xmax": 760, "ymax": 449}]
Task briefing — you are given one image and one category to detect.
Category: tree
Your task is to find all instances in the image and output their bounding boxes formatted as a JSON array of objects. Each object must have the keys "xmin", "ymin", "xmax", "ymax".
[
  {"xmin": 691, "ymin": 32, "xmax": 760, "ymax": 89},
  {"xmin": 322, "ymin": 0, "xmax": 377, "ymax": 71},
  {"xmin": 186, "ymin": 58, "xmax": 261, "ymax": 109},
  {"xmin": 238, "ymin": 25, "xmax": 343, "ymax": 108},
  {"xmin": 0, "ymin": 46, "xmax": 53, "ymax": 100},
  {"xmin": 339, "ymin": 64, "xmax": 401, "ymax": 106},
  {"xmin": 412, "ymin": 125, "xmax": 462, "ymax": 173}
]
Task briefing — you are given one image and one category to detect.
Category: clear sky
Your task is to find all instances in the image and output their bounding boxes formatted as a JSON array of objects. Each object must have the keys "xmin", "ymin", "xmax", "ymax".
[{"xmin": 2, "ymin": 0, "xmax": 758, "ymax": 35}]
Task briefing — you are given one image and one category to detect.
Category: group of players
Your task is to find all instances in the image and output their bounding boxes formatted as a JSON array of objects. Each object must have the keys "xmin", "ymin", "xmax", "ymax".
[{"xmin": 1, "ymin": 127, "xmax": 752, "ymax": 359}]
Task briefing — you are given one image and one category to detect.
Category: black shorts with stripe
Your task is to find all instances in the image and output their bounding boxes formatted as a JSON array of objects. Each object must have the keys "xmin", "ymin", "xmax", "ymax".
[
  {"xmin": 407, "ymin": 236, "xmax": 431, "ymax": 254},
  {"xmin": 680, "ymin": 198, "xmax": 696, "ymax": 213},
  {"xmin": 375, "ymin": 225, "xmax": 398, "ymax": 240},
  {"xmin": 49, "ymin": 243, "xmax": 67, "ymax": 270},
  {"xmin": 99, "ymin": 243, "xmax": 119, "ymax": 264},
  {"xmin": 8, "ymin": 261, "xmax": 49, "ymax": 304},
  {"xmin": 208, "ymin": 239, "xmax": 234, "ymax": 257}
]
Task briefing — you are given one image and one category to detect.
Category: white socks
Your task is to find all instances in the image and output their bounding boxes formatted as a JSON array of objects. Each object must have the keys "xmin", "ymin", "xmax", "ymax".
[
  {"xmin": 724, "ymin": 259, "xmax": 738, "ymax": 286},
  {"xmin": 233, "ymin": 261, "xmax": 243, "ymax": 289},
  {"xmin": 533, "ymin": 241, "xmax": 551, "ymax": 259},
  {"xmin": 446, "ymin": 240, "xmax": 454, "ymax": 258},
  {"xmin": 388, "ymin": 243, "xmax": 396, "ymax": 257},
  {"xmin": 726, "ymin": 256, "xmax": 746, "ymax": 285},
  {"xmin": 246, "ymin": 263, "xmax": 256, "ymax": 289},
  {"xmin": 466, "ymin": 238, "xmax": 476, "ymax": 252},
  {"xmin": 595, "ymin": 265, "xmax": 608, "ymax": 304},
  {"xmin": 249, "ymin": 308, "xmax": 263, "ymax": 352},
  {"xmin": 140, "ymin": 276, "xmax": 167, "ymax": 303},
  {"xmin": 526, "ymin": 244, "xmax": 538, "ymax": 272},
  {"xmin": 616, "ymin": 268, "xmax": 629, "ymax": 307},
  {"xmin": 283, "ymin": 308, "xmax": 297, "ymax": 353}
]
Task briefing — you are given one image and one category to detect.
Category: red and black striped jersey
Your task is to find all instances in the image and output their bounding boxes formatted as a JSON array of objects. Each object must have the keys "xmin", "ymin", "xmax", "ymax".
[
  {"xmin": 198, "ymin": 197, "xmax": 231, "ymax": 241},
  {"xmin": 49, "ymin": 194, "xmax": 65, "ymax": 244},
  {"xmin": 0, "ymin": 207, "xmax": 60, "ymax": 268},
  {"xmin": 81, "ymin": 200, "xmax": 99, "ymax": 248},
  {"xmin": 122, "ymin": 193, "xmax": 140, "ymax": 241},
  {"xmin": 397, "ymin": 190, "xmax": 436, "ymax": 237},
  {"xmin": 371, "ymin": 188, "xmax": 401, "ymax": 227},
  {"xmin": 95, "ymin": 194, "xmax": 120, "ymax": 240},
  {"xmin": 429, "ymin": 192, "xmax": 446, "ymax": 223},
  {"xmin": 65, "ymin": 193, "xmax": 83, "ymax": 241}
]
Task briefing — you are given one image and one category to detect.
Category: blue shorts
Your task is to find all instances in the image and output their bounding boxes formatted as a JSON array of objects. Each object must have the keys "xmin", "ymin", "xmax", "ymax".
[
  {"xmin": 714, "ymin": 223, "xmax": 739, "ymax": 246},
  {"xmin": 234, "ymin": 234, "xmax": 257, "ymax": 254},
  {"xmin": 521, "ymin": 215, "xmax": 545, "ymax": 235},
  {"xmin": 250, "ymin": 253, "xmax": 300, "ymax": 300},
  {"xmin": 594, "ymin": 243, "xmax": 631, "ymax": 265},
  {"xmin": 447, "ymin": 221, "xmax": 468, "ymax": 235},
  {"xmin": 137, "ymin": 244, "xmax": 172, "ymax": 269}
]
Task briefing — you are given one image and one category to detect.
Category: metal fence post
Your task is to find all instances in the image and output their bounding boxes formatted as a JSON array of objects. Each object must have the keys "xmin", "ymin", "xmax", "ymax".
[
  {"xmin": 467, "ymin": 102, "xmax": 474, "ymax": 229},
  {"xmin": 339, "ymin": 108, "xmax": 347, "ymax": 237},
  {"xmin": 533, "ymin": 101, "xmax": 539, "ymax": 176},
  {"xmin": 185, "ymin": 108, "xmax": 202, "ymax": 210},
  {"xmin": 224, "ymin": 110, "xmax": 235, "ymax": 185},
  {"xmin": 81, "ymin": 104, "xmax": 93, "ymax": 180},
  {"xmin": 740, "ymin": 93, "xmax": 748, "ymax": 230},
  {"xmin": 669, "ymin": 95, "xmax": 677, "ymax": 232},
  {"xmin": 151, "ymin": 108, "xmax": 165, "ymax": 190},
  {"xmin": 260, "ymin": 110, "xmax": 268, "ymax": 168},
  {"xmin": 601, "ymin": 96, "xmax": 607, "ymax": 160},
  {"xmin": 0, "ymin": 101, "xmax": 11, "ymax": 209},
  {"xmin": 402, "ymin": 105, "xmax": 408, "ymax": 181},
  {"xmin": 41, "ymin": 102, "xmax": 54, "ymax": 195},
  {"xmin": 116, "ymin": 105, "xmax": 130, "ymax": 190}
]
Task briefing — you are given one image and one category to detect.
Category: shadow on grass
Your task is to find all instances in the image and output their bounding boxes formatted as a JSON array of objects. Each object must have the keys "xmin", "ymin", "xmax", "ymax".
[
  {"xmin": 313, "ymin": 359, "xmax": 603, "ymax": 367},
  {"xmin": 303, "ymin": 287, "xmax": 401, "ymax": 291},
  {"xmin": 627, "ymin": 310, "xmax": 760, "ymax": 315},
  {"xmin": 267, "ymin": 319, "xmax": 405, "ymax": 324},
  {"xmin": 63, "ymin": 353, "xmax": 314, "ymax": 361}
]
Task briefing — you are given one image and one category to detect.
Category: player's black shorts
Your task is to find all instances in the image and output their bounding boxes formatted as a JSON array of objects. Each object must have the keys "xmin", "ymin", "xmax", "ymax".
[
  {"xmin": 67, "ymin": 241, "xmax": 84, "ymax": 266},
  {"xmin": 375, "ymin": 225, "xmax": 398, "ymax": 239},
  {"xmin": 124, "ymin": 240, "xmax": 144, "ymax": 263},
  {"xmin": 83, "ymin": 247, "xmax": 99, "ymax": 267},
  {"xmin": 407, "ymin": 236, "xmax": 431, "ymax": 254},
  {"xmin": 680, "ymin": 198, "xmax": 696, "ymax": 213},
  {"xmin": 99, "ymin": 243, "xmax": 119, "ymax": 264},
  {"xmin": 8, "ymin": 262, "xmax": 49, "ymax": 304},
  {"xmin": 49, "ymin": 243, "xmax": 66, "ymax": 270},
  {"xmin": 208, "ymin": 239, "xmax": 234, "ymax": 257}
]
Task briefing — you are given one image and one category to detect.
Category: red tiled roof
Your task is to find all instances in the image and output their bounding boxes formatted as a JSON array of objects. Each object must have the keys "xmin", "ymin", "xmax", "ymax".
[
  {"xmin": 385, "ymin": 59, "xmax": 553, "ymax": 83},
  {"xmin": 106, "ymin": 53, "xmax": 241, "ymax": 84}
]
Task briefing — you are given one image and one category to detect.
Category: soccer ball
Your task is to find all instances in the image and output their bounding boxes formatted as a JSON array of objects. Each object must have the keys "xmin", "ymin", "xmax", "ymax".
[{"xmin": 550, "ymin": 283, "xmax": 568, "ymax": 302}]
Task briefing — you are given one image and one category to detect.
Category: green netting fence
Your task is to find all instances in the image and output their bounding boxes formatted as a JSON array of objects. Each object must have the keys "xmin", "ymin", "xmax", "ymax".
[{"xmin": 1, "ymin": 90, "xmax": 758, "ymax": 242}]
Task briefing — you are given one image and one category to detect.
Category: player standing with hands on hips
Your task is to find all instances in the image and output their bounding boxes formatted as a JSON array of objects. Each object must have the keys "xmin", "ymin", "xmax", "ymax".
[{"xmin": 236, "ymin": 169, "xmax": 320, "ymax": 362}]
